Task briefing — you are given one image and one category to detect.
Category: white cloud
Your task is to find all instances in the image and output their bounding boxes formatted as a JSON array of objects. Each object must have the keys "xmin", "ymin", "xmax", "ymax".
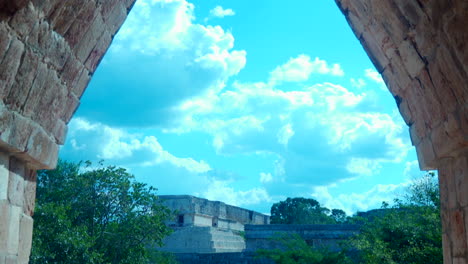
[
  {"xmin": 260, "ymin": 172, "xmax": 273, "ymax": 183},
  {"xmin": 209, "ymin": 6, "xmax": 235, "ymax": 18},
  {"xmin": 202, "ymin": 179, "xmax": 271, "ymax": 207},
  {"xmin": 78, "ymin": 0, "xmax": 246, "ymax": 127},
  {"xmin": 350, "ymin": 78, "xmax": 366, "ymax": 88},
  {"xmin": 312, "ymin": 181, "xmax": 410, "ymax": 215},
  {"xmin": 64, "ymin": 118, "xmax": 211, "ymax": 174},
  {"xmin": 269, "ymin": 55, "xmax": 344, "ymax": 84}
]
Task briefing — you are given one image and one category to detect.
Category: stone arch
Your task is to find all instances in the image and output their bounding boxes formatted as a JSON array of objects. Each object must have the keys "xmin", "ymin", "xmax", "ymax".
[{"xmin": 0, "ymin": 0, "xmax": 466, "ymax": 263}]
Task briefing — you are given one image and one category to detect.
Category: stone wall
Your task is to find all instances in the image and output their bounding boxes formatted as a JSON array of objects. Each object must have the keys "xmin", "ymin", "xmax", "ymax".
[
  {"xmin": 244, "ymin": 224, "xmax": 359, "ymax": 252},
  {"xmin": 0, "ymin": 1, "xmax": 135, "ymax": 263},
  {"xmin": 160, "ymin": 195, "xmax": 270, "ymax": 227},
  {"xmin": 335, "ymin": 1, "xmax": 468, "ymax": 263}
]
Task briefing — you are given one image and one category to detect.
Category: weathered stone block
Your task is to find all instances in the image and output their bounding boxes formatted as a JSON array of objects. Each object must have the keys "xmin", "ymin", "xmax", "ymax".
[
  {"xmin": 439, "ymin": 158, "xmax": 458, "ymax": 210},
  {"xmin": 61, "ymin": 55, "xmax": 84, "ymax": 87},
  {"xmin": 0, "ymin": 22, "xmax": 12, "ymax": 62},
  {"xmin": 49, "ymin": 0, "xmax": 85, "ymax": 36},
  {"xmin": 8, "ymin": 158, "xmax": 25, "ymax": 207},
  {"xmin": 72, "ymin": 68, "xmax": 91, "ymax": 98},
  {"xmin": 415, "ymin": 136, "xmax": 436, "ymax": 170},
  {"xmin": 85, "ymin": 29, "xmax": 112, "ymax": 73},
  {"xmin": 21, "ymin": 62, "xmax": 49, "ymax": 119},
  {"xmin": 455, "ymin": 156, "xmax": 468, "ymax": 208},
  {"xmin": 398, "ymin": 40, "xmax": 425, "ymax": 78},
  {"xmin": 22, "ymin": 169, "xmax": 36, "ymax": 216},
  {"xmin": 0, "ymin": 153, "xmax": 8, "ymax": 201},
  {"xmin": 9, "ymin": 2, "xmax": 38, "ymax": 38},
  {"xmin": 6, "ymin": 49, "xmax": 39, "ymax": 112},
  {"xmin": 359, "ymin": 29, "xmax": 389, "ymax": 73},
  {"xmin": 75, "ymin": 12, "xmax": 105, "ymax": 64},
  {"xmin": 65, "ymin": 1, "xmax": 99, "ymax": 50},
  {"xmin": 103, "ymin": 2, "xmax": 127, "ymax": 36},
  {"xmin": 7, "ymin": 205, "xmax": 21, "ymax": 255},
  {"xmin": 24, "ymin": 126, "xmax": 58, "ymax": 169},
  {"xmin": 51, "ymin": 119, "xmax": 67, "ymax": 145},
  {"xmin": 17, "ymin": 214, "xmax": 33, "ymax": 264},
  {"xmin": 0, "ymin": 200, "xmax": 10, "ymax": 253},
  {"xmin": 0, "ymin": 38, "xmax": 25, "ymax": 100}
]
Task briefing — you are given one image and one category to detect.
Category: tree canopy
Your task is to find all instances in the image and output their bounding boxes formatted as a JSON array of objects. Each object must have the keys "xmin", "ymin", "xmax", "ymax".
[
  {"xmin": 31, "ymin": 160, "xmax": 173, "ymax": 264},
  {"xmin": 270, "ymin": 197, "xmax": 346, "ymax": 224}
]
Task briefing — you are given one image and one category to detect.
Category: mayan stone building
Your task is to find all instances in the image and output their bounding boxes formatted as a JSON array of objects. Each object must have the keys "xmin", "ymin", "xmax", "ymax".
[
  {"xmin": 159, "ymin": 195, "xmax": 269, "ymax": 253},
  {"xmin": 0, "ymin": 0, "xmax": 467, "ymax": 263}
]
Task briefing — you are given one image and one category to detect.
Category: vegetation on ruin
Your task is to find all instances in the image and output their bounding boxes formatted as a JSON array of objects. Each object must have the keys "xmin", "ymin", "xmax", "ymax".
[
  {"xmin": 31, "ymin": 160, "xmax": 174, "ymax": 264},
  {"xmin": 263, "ymin": 173, "xmax": 442, "ymax": 264}
]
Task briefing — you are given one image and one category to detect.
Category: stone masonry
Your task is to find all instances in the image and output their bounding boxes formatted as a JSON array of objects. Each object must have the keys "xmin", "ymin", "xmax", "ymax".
[
  {"xmin": 335, "ymin": 1, "xmax": 468, "ymax": 263},
  {"xmin": 0, "ymin": 1, "xmax": 135, "ymax": 263},
  {"xmin": 0, "ymin": 0, "xmax": 466, "ymax": 263}
]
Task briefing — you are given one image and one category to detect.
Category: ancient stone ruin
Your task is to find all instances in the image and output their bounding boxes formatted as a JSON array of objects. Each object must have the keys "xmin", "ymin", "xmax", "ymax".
[
  {"xmin": 159, "ymin": 195, "xmax": 269, "ymax": 253},
  {"xmin": 0, "ymin": 0, "xmax": 466, "ymax": 263}
]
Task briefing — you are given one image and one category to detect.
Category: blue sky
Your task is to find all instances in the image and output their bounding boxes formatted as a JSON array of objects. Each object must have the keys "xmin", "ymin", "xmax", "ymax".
[{"xmin": 60, "ymin": 0, "xmax": 426, "ymax": 215}]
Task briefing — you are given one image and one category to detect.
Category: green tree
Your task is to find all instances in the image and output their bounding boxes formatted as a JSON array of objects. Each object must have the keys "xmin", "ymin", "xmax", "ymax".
[
  {"xmin": 349, "ymin": 172, "xmax": 442, "ymax": 264},
  {"xmin": 31, "ymin": 160, "xmax": 173, "ymax": 264},
  {"xmin": 270, "ymin": 197, "xmax": 340, "ymax": 224}
]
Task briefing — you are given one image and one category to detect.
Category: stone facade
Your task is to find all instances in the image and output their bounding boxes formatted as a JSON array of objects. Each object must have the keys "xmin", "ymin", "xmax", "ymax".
[
  {"xmin": 159, "ymin": 195, "xmax": 269, "ymax": 253},
  {"xmin": 244, "ymin": 224, "xmax": 359, "ymax": 252},
  {"xmin": 0, "ymin": 1, "xmax": 135, "ymax": 263},
  {"xmin": 0, "ymin": 0, "xmax": 466, "ymax": 263},
  {"xmin": 335, "ymin": 1, "xmax": 468, "ymax": 263}
]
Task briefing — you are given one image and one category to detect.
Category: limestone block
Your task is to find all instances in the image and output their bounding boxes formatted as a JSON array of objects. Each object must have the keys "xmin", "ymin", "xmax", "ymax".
[
  {"xmin": 449, "ymin": 209, "xmax": 468, "ymax": 258},
  {"xmin": 103, "ymin": 2, "xmax": 127, "ymax": 36},
  {"xmin": 397, "ymin": 98, "xmax": 413, "ymax": 126},
  {"xmin": 21, "ymin": 62, "xmax": 49, "ymax": 119},
  {"xmin": 9, "ymin": 2, "xmax": 38, "ymax": 38},
  {"xmin": 6, "ymin": 50, "xmax": 39, "ymax": 112},
  {"xmin": 75, "ymin": 12, "xmax": 105, "ymax": 64},
  {"xmin": 0, "ymin": 200, "xmax": 10, "ymax": 253},
  {"xmin": 0, "ymin": 22, "xmax": 12, "ymax": 62},
  {"xmin": 439, "ymin": 158, "xmax": 458, "ymax": 211},
  {"xmin": 17, "ymin": 214, "xmax": 33, "ymax": 264},
  {"xmin": 455, "ymin": 156, "xmax": 468, "ymax": 208},
  {"xmin": 359, "ymin": 29, "xmax": 389, "ymax": 73},
  {"xmin": 124, "ymin": 0, "xmax": 137, "ymax": 10},
  {"xmin": 60, "ymin": 93, "xmax": 79, "ymax": 124},
  {"xmin": 442, "ymin": 233, "xmax": 452, "ymax": 264},
  {"xmin": 381, "ymin": 57, "xmax": 411, "ymax": 96},
  {"xmin": 37, "ymin": 22, "xmax": 70, "ymax": 71},
  {"xmin": 415, "ymin": 69, "xmax": 444, "ymax": 126},
  {"xmin": 415, "ymin": 136, "xmax": 436, "ymax": 170},
  {"xmin": 85, "ymin": 30, "xmax": 112, "ymax": 73},
  {"xmin": 7, "ymin": 205, "xmax": 21, "ymax": 255},
  {"xmin": 22, "ymin": 169, "xmax": 36, "ymax": 216},
  {"xmin": 431, "ymin": 123, "xmax": 465, "ymax": 159},
  {"xmin": 394, "ymin": 0, "xmax": 427, "ymax": 29},
  {"xmin": 6, "ymin": 255, "xmax": 18, "ymax": 264},
  {"xmin": 443, "ymin": 3, "xmax": 468, "ymax": 76},
  {"xmin": 51, "ymin": 119, "xmax": 67, "ymax": 145},
  {"xmin": 0, "ymin": 153, "xmax": 8, "ymax": 201},
  {"xmin": 61, "ymin": 54, "xmax": 84, "ymax": 87},
  {"xmin": 398, "ymin": 40, "xmax": 425, "ymax": 78},
  {"xmin": 64, "ymin": 1, "xmax": 98, "ymax": 49},
  {"xmin": 72, "ymin": 69, "xmax": 91, "ymax": 99},
  {"xmin": 31, "ymin": 0, "xmax": 61, "ymax": 18},
  {"xmin": 0, "ymin": 38, "xmax": 25, "ymax": 100},
  {"xmin": 8, "ymin": 158, "xmax": 25, "ymax": 207},
  {"xmin": 370, "ymin": 0, "xmax": 407, "ymax": 44},
  {"xmin": 49, "ymin": 0, "xmax": 85, "ymax": 36},
  {"xmin": 24, "ymin": 126, "xmax": 58, "ymax": 169}
]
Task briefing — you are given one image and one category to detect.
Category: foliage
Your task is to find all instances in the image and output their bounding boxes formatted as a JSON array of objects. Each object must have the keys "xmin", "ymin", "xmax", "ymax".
[
  {"xmin": 148, "ymin": 250, "xmax": 179, "ymax": 264},
  {"xmin": 348, "ymin": 172, "xmax": 442, "ymax": 264},
  {"xmin": 256, "ymin": 234, "xmax": 353, "ymax": 264},
  {"xmin": 31, "ymin": 160, "xmax": 173, "ymax": 264},
  {"xmin": 270, "ymin": 197, "xmax": 345, "ymax": 224}
]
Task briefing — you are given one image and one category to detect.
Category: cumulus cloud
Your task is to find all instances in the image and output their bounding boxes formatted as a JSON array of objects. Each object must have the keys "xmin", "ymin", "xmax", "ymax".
[
  {"xmin": 269, "ymin": 55, "xmax": 344, "ymax": 84},
  {"xmin": 201, "ymin": 179, "xmax": 271, "ymax": 207},
  {"xmin": 260, "ymin": 172, "xmax": 273, "ymax": 183},
  {"xmin": 312, "ymin": 182, "xmax": 410, "ymax": 215},
  {"xmin": 62, "ymin": 118, "xmax": 211, "ymax": 174},
  {"xmin": 209, "ymin": 6, "xmax": 235, "ymax": 18},
  {"xmin": 77, "ymin": 0, "xmax": 246, "ymax": 127}
]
